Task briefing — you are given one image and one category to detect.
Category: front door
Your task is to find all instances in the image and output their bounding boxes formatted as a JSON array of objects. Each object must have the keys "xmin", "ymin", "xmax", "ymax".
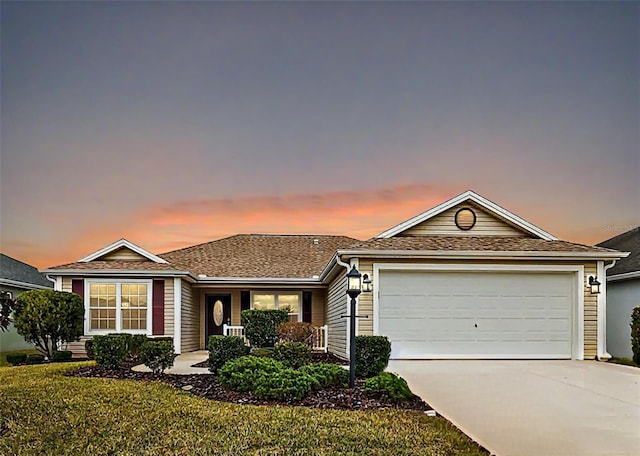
[{"xmin": 206, "ymin": 294, "xmax": 232, "ymax": 340}]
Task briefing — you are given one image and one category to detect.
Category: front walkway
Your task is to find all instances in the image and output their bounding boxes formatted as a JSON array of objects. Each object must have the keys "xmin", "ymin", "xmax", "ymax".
[
  {"xmin": 132, "ymin": 350, "xmax": 210, "ymax": 375},
  {"xmin": 389, "ymin": 360, "xmax": 640, "ymax": 456}
]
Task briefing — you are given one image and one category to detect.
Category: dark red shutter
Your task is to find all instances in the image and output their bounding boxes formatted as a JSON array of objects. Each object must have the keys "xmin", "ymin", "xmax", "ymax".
[
  {"xmin": 241, "ymin": 291, "xmax": 250, "ymax": 312},
  {"xmin": 302, "ymin": 291, "xmax": 312, "ymax": 323},
  {"xmin": 152, "ymin": 280, "xmax": 165, "ymax": 335},
  {"xmin": 71, "ymin": 279, "xmax": 84, "ymax": 299}
]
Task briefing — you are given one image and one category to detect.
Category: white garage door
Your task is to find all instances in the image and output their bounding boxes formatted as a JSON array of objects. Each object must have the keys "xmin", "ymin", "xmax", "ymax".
[{"xmin": 378, "ymin": 270, "xmax": 574, "ymax": 359}]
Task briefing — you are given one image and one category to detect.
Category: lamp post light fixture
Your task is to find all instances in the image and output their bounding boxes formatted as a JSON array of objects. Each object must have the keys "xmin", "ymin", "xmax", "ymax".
[
  {"xmin": 588, "ymin": 276, "xmax": 601, "ymax": 294},
  {"xmin": 345, "ymin": 264, "xmax": 372, "ymax": 388}
]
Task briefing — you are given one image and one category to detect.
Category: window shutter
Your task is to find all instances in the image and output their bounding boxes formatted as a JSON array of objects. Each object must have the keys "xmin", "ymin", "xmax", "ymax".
[
  {"xmin": 71, "ymin": 279, "xmax": 84, "ymax": 299},
  {"xmin": 241, "ymin": 291, "xmax": 250, "ymax": 314},
  {"xmin": 302, "ymin": 291, "xmax": 312, "ymax": 323},
  {"xmin": 152, "ymin": 280, "xmax": 165, "ymax": 335}
]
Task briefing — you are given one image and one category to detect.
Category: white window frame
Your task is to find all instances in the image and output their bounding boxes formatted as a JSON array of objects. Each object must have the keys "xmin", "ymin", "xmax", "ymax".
[
  {"xmin": 85, "ymin": 279, "xmax": 153, "ymax": 335},
  {"xmin": 250, "ymin": 291, "xmax": 302, "ymax": 322}
]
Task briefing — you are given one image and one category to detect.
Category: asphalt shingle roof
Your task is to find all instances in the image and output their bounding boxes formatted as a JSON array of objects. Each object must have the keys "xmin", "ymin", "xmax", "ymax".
[
  {"xmin": 0, "ymin": 254, "xmax": 53, "ymax": 288},
  {"xmin": 596, "ymin": 227, "xmax": 640, "ymax": 276}
]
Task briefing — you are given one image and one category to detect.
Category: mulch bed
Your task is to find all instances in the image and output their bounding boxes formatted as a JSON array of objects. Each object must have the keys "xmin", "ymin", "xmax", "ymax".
[
  {"xmin": 65, "ymin": 364, "xmax": 432, "ymax": 412},
  {"xmin": 191, "ymin": 351, "xmax": 346, "ymax": 369}
]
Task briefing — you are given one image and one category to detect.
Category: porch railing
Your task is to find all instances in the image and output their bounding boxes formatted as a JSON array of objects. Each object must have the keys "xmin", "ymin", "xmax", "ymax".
[{"xmin": 222, "ymin": 324, "xmax": 328, "ymax": 353}]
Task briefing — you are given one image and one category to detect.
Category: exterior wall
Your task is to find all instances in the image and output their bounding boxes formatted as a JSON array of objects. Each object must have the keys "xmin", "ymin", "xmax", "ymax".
[
  {"xmin": 101, "ymin": 248, "xmax": 149, "ymax": 261},
  {"xmin": 0, "ymin": 284, "xmax": 37, "ymax": 352},
  {"xmin": 164, "ymin": 279, "xmax": 174, "ymax": 337},
  {"xmin": 606, "ymin": 279, "xmax": 640, "ymax": 358},
  {"xmin": 401, "ymin": 203, "xmax": 528, "ymax": 237},
  {"xmin": 326, "ymin": 272, "xmax": 348, "ymax": 359},
  {"xmin": 358, "ymin": 258, "xmax": 599, "ymax": 359},
  {"xmin": 311, "ymin": 289, "xmax": 326, "ymax": 326},
  {"xmin": 180, "ymin": 280, "xmax": 199, "ymax": 352}
]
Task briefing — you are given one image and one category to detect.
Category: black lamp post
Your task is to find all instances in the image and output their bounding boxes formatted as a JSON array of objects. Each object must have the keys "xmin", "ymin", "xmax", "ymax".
[{"xmin": 346, "ymin": 264, "xmax": 372, "ymax": 388}]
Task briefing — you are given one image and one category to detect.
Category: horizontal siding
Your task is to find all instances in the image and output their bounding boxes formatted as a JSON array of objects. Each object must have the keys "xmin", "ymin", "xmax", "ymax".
[
  {"xmin": 401, "ymin": 203, "xmax": 528, "ymax": 237},
  {"xmin": 311, "ymin": 289, "xmax": 326, "ymax": 326},
  {"xmin": 326, "ymin": 272, "xmax": 348, "ymax": 359},
  {"xmin": 180, "ymin": 280, "xmax": 199, "ymax": 353},
  {"xmin": 101, "ymin": 248, "xmax": 149, "ymax": 261},
  {"xmin": 358, "ymin": 260, "xmax": 375, "ymax": 336},
  {"xmin": 164, "ymin": 279, "xmax": 174, "ymax": 337},
  {"xmin": 583, "ymin": 263, "xmax": 598, "ymax": 359}
]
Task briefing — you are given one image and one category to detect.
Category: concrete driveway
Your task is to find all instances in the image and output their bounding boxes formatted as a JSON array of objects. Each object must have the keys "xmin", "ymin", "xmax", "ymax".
[{"xmin": 389, "ymin": 360, "xmax": 640, "ymax": 456}]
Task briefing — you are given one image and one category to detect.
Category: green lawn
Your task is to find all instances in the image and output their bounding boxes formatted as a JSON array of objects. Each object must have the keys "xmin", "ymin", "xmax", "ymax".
[{"xmin": 0, "ymin": 362, "xmax": 487, "ymax": 455}]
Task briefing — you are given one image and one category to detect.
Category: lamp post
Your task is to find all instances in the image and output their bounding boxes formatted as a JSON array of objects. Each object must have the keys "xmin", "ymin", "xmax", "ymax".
[{"xmin": 346, "ymin": 265, "xmax": 372, "ymax": 388}]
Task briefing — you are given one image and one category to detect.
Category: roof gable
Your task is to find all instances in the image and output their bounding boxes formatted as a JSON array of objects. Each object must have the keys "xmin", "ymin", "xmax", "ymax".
[
  {"xmin": 376, "ymin": 190, "xmax": 556, "ymax": 240},
  {"xmin": 79, "ymin": 239, "xmax": 168, "ymax": 264},
  {"xmin": 0, "ymin": 254, "xmax": 53, "ymax": 289},
  {"xmin": 597, "ymin": 227, "xmax": 639, "ymax": 277}
]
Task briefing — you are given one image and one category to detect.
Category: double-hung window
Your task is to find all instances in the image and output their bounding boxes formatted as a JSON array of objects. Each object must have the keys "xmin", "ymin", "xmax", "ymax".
[
  {"xmin": 86, "ymin": 280, "xmax": 152, "ymax": 334},
  {"xmin": 251, "ymin": 292, "xmax": 301, "ymax": 322}
]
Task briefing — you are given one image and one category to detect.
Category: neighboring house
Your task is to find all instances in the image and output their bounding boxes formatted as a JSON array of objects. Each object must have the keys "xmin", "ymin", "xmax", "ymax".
[
  {"xmin": 597, "ymin": 227, "xmax": 640, "ymax": 358},
  {"xmin": 0, "ymin": 253, "xmax": 53, "ymax": 352},
  {"xmin": 43, "ymin": 191, "xmax": 627, "ymax": 360}
]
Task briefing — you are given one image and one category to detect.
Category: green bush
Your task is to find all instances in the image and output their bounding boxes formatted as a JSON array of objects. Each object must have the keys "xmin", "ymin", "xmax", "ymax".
[
  {"xmin": 273, "ymin": 341, "xmax": 311, "ymax": 369},
  {"xmin": 218, "ymin": 356, "xmax": 285, "ymax": 392},
  {"xmin": 241, "ymin": 309, "xmax": 289, "ymax": 348},
  {"xmin": 129, "ymin": 334, "xmax": 149, "ymax": 358},
  {"xmin": 5, "ymin": 352, "xmax": 27, "ymax": 366},
  {"xmin": 13, "ymin": 290, "xmax": 84, "ymax": 359},
  {"xmin": 250, "ymin": 347, "xmax": 274, "ymax": 358},
  {"xmin": 254, "ymin": 369, "xmax": 318, "ymax": 401},
  {"xmin": 300, "ymin": 363, "xmax": 349, "ymax": 389},
  {"xmin": 364, "ymin": 372, "xmax": 414, "ymax": 402},
  {"xmin": 93, "ymin": 334, "xmax": 129, "ymax": 369},
  {"xmin": 140, "ymin": 339, "xmax": 176, "ymax": 374},
  {"xmin": 632, "ymin": 306, "xmax": 640, "ymax": 365},
  {"xmin": 207, "ymin": 335, "xmax": 248, "ymax": 374},
  {"xmin": 51, "ymin": 350, "xmax": 73, "ymax": 362},
  {"xmin": 85, "ymin": 339, "xmax": 95, "ymax": 359},
  {"xmin": 277, "ymin": 322, "xmax": 315, "ymax": 345},
  {"xmin": 26, "ymin": 353, "xmax": 45, "ymax": 365},
  {"xmin": 355, "ymin": 335, "xmax": 391, "ymax": 378}
]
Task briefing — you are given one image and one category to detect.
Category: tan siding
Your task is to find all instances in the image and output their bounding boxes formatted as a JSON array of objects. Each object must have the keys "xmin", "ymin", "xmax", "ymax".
[
  {"xmin": 62, "ymin": 277, "xmax": 74, "ymax": 292},
  {"xmin": 326, "ymin": 272, "xmax": 348, "ymax": 359},
  {"xmin": 583, "ymin": 263, "xmax": 598, "ymax": 359},
  {"xmin": 311, "ymin": 289, "xmax": 326, "ymax": 326},
  {"xmin": 100, "ymin": 248, "xmax": 149, "ymax": 261},
  {"xmin": 180, "ymin": 280, "xmax": 199, "ymax": 352},
  {"xmin": 401, "ymin": 202, "xmax": 529, "ymax": 237},
  {"xmin": 357, "ymin": 260, "xmax": 374, "ymax": 336},
  {"xmin": 164, "ymin": 279, "xmax": 174, "ymax": 337}
]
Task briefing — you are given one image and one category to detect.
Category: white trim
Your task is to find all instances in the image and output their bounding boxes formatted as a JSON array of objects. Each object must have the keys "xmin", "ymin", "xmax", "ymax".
[
  {"xmin": 596, "ymin": 260, "xmax": 610, "ymax": 360},
  {"xmin": 41, "ymin": 269, "xmax": 193, "ymax": 278},
  {"xmin": 174, "ymin": 278, "xmax": 182, "ymax": 354},
  {"xmin": 249, "ymin": 290, "xmax": 303, "ymax": 322},
  {"xmin": 373, "ymin": 263, "xmax": 585, "ymax": 360},
  {"xmin": 607, "ymin": 271, "xmax": 640, "ymax": 282},
  {"xmin": 84, "ymin": 278, "xmax": 153, "ymax": 336},
  {"xmin": 78, "ymin": 239, "xmax": 168, "ymax": 263},
  {"xmin": 196, "ymin": 277, "xmax": 322, "ymax": 284},
  {"xmin": 0, "ymin": 278, "xmax": 52, "ymax": 290},
  {"xmin": 376, "ymin": 190, "xmax": 558, "ymax": 240},
  {"xmin": 54, "ymin": 276, "xmax": 62, "ymax": 292},
  {"xmin": 337, "ymin": 249, "xmax": 627, "ymax": 260}
]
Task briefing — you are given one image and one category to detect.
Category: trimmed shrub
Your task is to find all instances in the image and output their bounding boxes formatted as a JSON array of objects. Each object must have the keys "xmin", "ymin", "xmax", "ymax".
[
  {"xmin": 241, "ymin": 309, "xmax": 289, "ymax": 348},
  {"xmin": 5, "ymin": 352, "xmax": 27, "ymax": 366},
  {"xmin": 51, "ymin": 350, "xmax": 73, "ymax": 363},
  {"xmin": 218, "ymin": 356, "xmax": 285, "ymax": 392},
  {"xmin": 85, "ymin": 339, "xmax": 95, "ymax": 360},
  {"xmin": 26, "ymin": 353, "xmax": 45, "ymax": 365},
  {"xmin": 364, "ymin": 372, "xmax": 414, "ymax": 402},
  {"xmin": 93, "ymin": 334, "xmax": 128, "ymax": 369},
  {"xmin": 129, "ymin": 334, "xmax": 149, "ymax": 358},
  {"xmin": 140, "ymin": 339, "xmax": 176, "ymax": 374},
  {"xmin": 207, "ymin": 335, "xmax": 248, "ymax": 374},
  {"xmin": 277, "ymin": 322, "xmax": 315, "ymax": 345},
  {"xmin": 254, "ymin": 369, "xmax": 318, "ymax": 401},
  {"xmin": 632, "ymin": 306, "xmax": 640, "ymax": 365},
  {"xmin": 355, "ymin": 335, "xmax": 391, "ymax": 378},
  {"xmin": 273, "ymin": 341, "xmax": 311, "ymax": 369},
  {"xmin": 300, "ymin": 363, "xmax": 349, "ymax": 390},
  {"xmin": 250, "ymin": 347, "xmax": 274, "ymax": 358}
]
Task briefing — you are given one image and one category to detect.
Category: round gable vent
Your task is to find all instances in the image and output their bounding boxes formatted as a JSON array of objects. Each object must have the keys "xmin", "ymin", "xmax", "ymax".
[{"xmin": 455, "ymin": 208, "xmax": 476, "ymax": 230}]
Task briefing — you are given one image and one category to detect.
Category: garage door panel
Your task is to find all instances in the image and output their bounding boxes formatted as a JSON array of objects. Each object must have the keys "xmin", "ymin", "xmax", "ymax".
[{"xmin": 378, "ymin": 270, "xmax": 574, "ymax": 359}]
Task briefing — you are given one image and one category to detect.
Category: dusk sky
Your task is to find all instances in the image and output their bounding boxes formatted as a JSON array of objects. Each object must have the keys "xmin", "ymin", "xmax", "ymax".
[{"xmin": 1, "ymin": 1, "xmax": 638, "ymax": 270}]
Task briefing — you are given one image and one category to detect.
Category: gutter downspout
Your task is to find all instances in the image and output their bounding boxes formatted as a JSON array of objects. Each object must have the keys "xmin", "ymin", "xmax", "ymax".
[{"xmin": 597, "ymin": 260, "xmax": 617, "ymax": 360}]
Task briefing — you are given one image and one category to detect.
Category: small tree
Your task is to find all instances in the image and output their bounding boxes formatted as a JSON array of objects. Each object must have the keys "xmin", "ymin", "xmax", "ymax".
[
  {"xmin": 0, "ymin": 290, "xmax": 15, "ymax": 332},
  {"xmin": 631, "ymin": 306, "xmax": 640, "ymax": 365},
  {"xmin": 13, "ymin": 290, "xmax": 84, "ymax": 359}
]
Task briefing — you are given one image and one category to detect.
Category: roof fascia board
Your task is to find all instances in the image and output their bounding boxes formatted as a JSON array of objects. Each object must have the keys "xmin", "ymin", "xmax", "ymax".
[
  {"xmin": 0, "ymin": 278, "xmax": 52, "ymax": 290},
  {"xmin": 376, "ymin": 190, "xmax": 557, "ymax": 240},
  {"xmin": 336, "ymin": 249, "xmax": 629, "ymax": 261},
  {"xmin": 78, "ymin": 239, "xmax": 168, "ymax": 264},
  {"xmin": 195, "ymin": 277, "xmax": 322, "ymax": 285},
  {"xmin": 42, "ymin": 269, "xmax": 194, "ymax": 279},
  {"xmin": 607, "ymin": 271, "xmax": 640, "ymax": 282}
]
